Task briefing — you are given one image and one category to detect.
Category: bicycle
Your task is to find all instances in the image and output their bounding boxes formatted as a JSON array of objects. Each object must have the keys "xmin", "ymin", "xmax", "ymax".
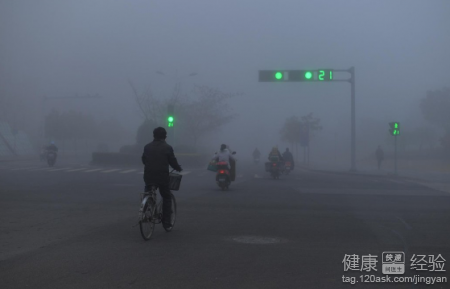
[{"xmin": 138, "ymin": 170, "xmax": 182, "ymax": 241}]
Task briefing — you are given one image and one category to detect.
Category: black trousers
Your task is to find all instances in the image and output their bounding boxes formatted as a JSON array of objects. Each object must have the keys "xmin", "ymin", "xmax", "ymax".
[{"xmin": 144, "ymin": 173, "xmax": 172, "ymax": 223}]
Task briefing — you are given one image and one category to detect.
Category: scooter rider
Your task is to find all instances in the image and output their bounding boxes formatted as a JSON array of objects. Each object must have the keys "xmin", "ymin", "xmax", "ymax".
[
  {"xmin": 46, "ymin": 141, "xmax": 58, "ymax": 153},
  {"xmin": 282, "ymin": 148, "xmax": 294, "ymax": 170},
  {"xmin": 214, "ymin": 144, "xmax": 235, "ymax": 169},
  {"xmin": 268, "ymin": 146, "xmax": 283, "ymax": 162}
]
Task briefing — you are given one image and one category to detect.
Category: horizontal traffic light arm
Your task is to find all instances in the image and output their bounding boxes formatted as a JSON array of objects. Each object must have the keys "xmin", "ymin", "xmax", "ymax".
[{"xmin": 259, "ymin": 70, "xmax": 335, "ymax": 82}]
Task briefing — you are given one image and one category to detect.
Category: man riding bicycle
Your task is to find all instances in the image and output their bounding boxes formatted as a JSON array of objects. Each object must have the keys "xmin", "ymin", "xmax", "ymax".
[{"xmin": 141, "ymin": 127, "xmax": 182, "ymax": 230}]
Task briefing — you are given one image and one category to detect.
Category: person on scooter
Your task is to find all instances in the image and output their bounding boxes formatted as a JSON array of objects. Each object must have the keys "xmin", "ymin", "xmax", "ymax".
[
  {"xmin": 282, "ymin": 148, "xmax": 294, "ymax": 170},
  {"xmin": 268, "ymin": 146, "xmax": 283, "ymax": 162},
  {"xmin": 214, "ymin": 144, "xmax": 235, "ymax": 169},
  {"xmin": 46, "ymin": 141, "xmax": 58, "ymax": 153}
]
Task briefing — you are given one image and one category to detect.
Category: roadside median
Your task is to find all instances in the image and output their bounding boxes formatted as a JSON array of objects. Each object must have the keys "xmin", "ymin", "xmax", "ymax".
[
  {"xmin": 300, "ymin": 161, "xmax": 450, "ymax": 194},
  {"xmin": 91, "ymin": 152, "xmax": 211, "ymax": 168}
]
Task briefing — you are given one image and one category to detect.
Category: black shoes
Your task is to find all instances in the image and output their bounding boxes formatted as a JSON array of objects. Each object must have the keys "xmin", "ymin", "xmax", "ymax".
[{"xmin": 162, "ymin": 215, "xmax": 173, "ymax": 230}]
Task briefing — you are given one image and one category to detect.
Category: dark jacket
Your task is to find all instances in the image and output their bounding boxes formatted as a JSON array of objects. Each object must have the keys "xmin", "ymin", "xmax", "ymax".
[
  {"xmin": 141, "ymin": 140, "xmax": 182, "ymax": 182},
  {"xmin": 46, "ymin": 144, "xmax": 58, "ymax": 152},
  {"xmin": 282, "ymin": 151, "xmax": 293, "ymax": 162},
  {"xmin": 268, "ymin": 150, "xmax": 283, "ymax": 162}
]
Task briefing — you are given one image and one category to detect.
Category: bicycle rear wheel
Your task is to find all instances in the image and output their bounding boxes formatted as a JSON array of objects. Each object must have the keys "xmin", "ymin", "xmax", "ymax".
[
  {"xmin": 140, "ymin": 199, "xmax": 156, "ymax": 240},
  {"xmin": 164, "ymin": 193, "xmax": 177, "ymax": 232}
]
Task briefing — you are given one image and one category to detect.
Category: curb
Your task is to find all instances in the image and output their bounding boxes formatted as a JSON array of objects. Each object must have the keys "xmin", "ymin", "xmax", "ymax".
[{"xmin": 301, "ymin": 166, "xmax": 425, "ymax": 182}]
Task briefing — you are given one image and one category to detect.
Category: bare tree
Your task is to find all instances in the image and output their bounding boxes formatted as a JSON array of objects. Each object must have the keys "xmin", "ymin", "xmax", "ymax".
[
  {"xmin": 128, "ymin": 80, "xmax": 163, "ymax": 125},
  {"xmin": 280, "ymin": 113, "xmax": 322, "ymax": 163},
  {"xmin": 420, "ymin": 87, "xmax": 450, "ymax": 133},
  {"xmin": 280, "ymin": 116, "xmax": 301, "ymax": 150},
  {"xmin": 179, "ymin": 85, "xmax": 239, "ymax": 146}
]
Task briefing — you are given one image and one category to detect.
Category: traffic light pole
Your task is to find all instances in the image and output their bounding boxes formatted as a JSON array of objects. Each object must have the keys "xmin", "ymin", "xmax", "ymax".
[
  {"xmin": 258, "ymin": 67, "xmax": 356, "ymax": 172},
  {"xmin": 350, "ymin": 67, "xmax": 356, "ymax": 172},
  {"xmin": 394, "ymin": 135, "xmax": 398, "ymax": 175},
  {"xmin": 331, "ymin": 67, "xmax": 356, "ymax": 172}
]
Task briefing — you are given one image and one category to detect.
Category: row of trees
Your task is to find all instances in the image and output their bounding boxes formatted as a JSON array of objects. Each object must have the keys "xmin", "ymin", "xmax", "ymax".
[
  {"xmin": 419, "ymin": 87, "xmax": 450, "ymax": 156},
  {"xmin": 45, "ymin": 109, "xmax": 129, "ymax": 144},
  {"xmin": 129, "ymin": 81, "xmax": 239, "ymax": 148},
  {"xmin": 279, "ymin": 113, "xmax": 322, "ymax": 162}
]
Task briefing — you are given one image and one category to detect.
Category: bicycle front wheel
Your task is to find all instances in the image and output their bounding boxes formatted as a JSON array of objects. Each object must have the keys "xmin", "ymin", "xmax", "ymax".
[
  {"xmin": 140, "ymin": 199, "xmax": 156, "ymax": 240},
  {"xmin": 164, "ymin": 193, "xmax": 177, "ymax": 232}
]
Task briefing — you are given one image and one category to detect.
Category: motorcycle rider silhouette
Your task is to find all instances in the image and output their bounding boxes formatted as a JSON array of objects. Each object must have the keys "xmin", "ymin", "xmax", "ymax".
[{"xmin": 282, "ymin": 148, "xmax": 294, "ymax": 170}]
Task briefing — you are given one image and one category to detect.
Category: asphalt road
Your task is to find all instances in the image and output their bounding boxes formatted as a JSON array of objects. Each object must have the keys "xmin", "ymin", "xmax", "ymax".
[{"xmin": 1, "ymin": 159, "xmax": 449, "ymax": 288}]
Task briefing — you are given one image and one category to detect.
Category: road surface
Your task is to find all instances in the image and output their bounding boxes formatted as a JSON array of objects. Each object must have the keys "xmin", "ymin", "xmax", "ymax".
[{"xmin": 1, "ymin": 159, "xmax": 449, "ymax": 288}]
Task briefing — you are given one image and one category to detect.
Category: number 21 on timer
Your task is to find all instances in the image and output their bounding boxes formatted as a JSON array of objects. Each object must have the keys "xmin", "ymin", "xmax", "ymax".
[{"xmin": 318, "ymin": 70, "xmax": 333, "ymax": 81}]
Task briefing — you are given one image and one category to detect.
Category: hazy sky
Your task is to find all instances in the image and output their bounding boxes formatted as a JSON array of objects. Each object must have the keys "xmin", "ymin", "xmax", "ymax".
[{"xmin": 1, "ymin": 0, "xmax": 449, "ymax": 157}]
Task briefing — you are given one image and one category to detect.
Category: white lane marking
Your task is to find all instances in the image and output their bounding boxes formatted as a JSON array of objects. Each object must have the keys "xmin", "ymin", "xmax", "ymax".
[
  {"xmin": 11, "ymin": 167, "xmax": 37, "ymax": 171},
  {"xmin": 178, "ymin": 171, "xmax": 191, "ymax": 175},
  {"xmin": 120, "ymin": 169, "xmax": 137, "ymax": 174},
  {"xmin": 101, "ymin": 169, "xmax": 121, "ymax": 173},
  {"xmin": 237, "ymin": 174, "xmax": 244, "ymax": 178},
  {"xmin": 84, "ymin": 168, "xmax": 103, "ymax": 173},
  {"xmin": 395, "ymin": 215, "xmax": 413, "ymax": 230},
  {"xmin": 66, "ymin": 168, "xmax": 88, "ymax": 172},
  {"xmin": 28, "ymin": 167, "xmax": 52, "ymax": 171},
  {"xmin": 254, "ymin": 174, "xmax": 262, "ymax": 179},
  {"xmin": 48, "ymin": 167, "xmax": 72, "ymax": 171}
]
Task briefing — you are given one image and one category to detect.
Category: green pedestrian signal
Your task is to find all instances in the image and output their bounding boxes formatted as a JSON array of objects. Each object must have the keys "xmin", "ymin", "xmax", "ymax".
[
  {"xmin": 168, "ymin": 116, "xmax": 174, "ymax": 127},
  {"xmin": 389, "ymin": 122, "xmax": 400, "ymax": 136},
  {"xmin": 167, "ymin": 104, "xmax": 175, "ymax": 128}
]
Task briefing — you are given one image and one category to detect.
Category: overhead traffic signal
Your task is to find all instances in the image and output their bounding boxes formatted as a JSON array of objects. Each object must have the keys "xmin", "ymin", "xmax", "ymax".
[
  {"xmin": 389, "ymin": 122, "xmax": 400, "ymax": 136},
  {"xmin": 259, "ymin": 70, "xmax": 333, "ymax": 82}
]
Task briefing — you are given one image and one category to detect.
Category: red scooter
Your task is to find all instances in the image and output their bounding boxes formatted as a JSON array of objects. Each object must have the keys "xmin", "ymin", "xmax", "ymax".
[
  {"xmin": 283, "ymin": 161, "xmax": 292, "ymax": 175},
  {"xmin": 215, "ymin": 151, "xmax": 236, "ymax": 190},
  {"xmin": 216, "ymin": 161, "xmax": 231, "ymax": 190}
]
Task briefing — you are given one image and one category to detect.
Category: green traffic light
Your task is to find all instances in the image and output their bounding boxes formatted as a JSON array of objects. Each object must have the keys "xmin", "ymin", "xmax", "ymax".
[
  {"xmin": 168, "ymin": 116, "xmax": 174, "ymax": 122},
  {"xmin": 275, "ymin": 72, "xmax": 283, "ymax": 80},
  {"xmin": 305, "ymin": 71, "xmax": 313, "ymax": 80}
]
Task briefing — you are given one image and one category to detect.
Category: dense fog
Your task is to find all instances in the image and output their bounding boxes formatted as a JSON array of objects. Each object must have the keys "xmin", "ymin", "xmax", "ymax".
[{"xmin": 1, "ymin": 0, "xmax": 449, "ymax": 168}]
